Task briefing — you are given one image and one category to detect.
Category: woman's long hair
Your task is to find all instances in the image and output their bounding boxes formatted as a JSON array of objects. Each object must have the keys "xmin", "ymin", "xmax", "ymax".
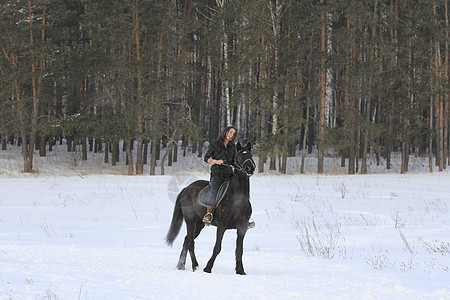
[{"xmin": 217, "ymin": 126, "xmax": 237, "ymax": 155}]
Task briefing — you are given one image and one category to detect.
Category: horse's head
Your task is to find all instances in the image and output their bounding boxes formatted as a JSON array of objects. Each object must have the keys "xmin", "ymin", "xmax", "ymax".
[{"xmin": 235, "ymin": 142, "xmax": 256, "ymax": 177}]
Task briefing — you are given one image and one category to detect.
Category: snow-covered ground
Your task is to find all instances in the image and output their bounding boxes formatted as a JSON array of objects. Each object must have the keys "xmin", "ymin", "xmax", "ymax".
[{"xmin": 0, "ymin": 144, "xmax": 449, "ymax": 299}]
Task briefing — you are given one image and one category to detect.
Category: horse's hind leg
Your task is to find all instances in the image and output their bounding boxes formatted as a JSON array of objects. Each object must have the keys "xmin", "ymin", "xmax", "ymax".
[
  {"xmin": 188, "ymin": 221, "xmax": 204, "ymax": 271},
  {"xmin": 204, "ymin": 226, "xmax": 226, "ymax": 273},
  {"xmin": 177, "ymin": 219, "xmax": 201, "ymax": 271},
  {"xmin": 176, "ymin": 234, "xmax": 189, "ymax": 270},
  {"xmin": 176, "ymin": 218, "xmax": 195, "ymax": 270}
]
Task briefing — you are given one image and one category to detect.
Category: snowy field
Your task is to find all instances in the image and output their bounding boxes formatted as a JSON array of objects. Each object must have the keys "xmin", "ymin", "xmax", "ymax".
[{"xmin": 0, "ymin": 144, "xmax": 449, "ymax": 299}]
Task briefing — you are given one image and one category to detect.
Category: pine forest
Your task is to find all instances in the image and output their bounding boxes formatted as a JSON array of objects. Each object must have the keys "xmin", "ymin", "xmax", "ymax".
[{"xmin": 1, "ymin": 0, "xmax": 449, "ymax": 175}]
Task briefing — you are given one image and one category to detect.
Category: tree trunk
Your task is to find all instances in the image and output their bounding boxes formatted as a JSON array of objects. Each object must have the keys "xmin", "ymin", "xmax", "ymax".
[
  {"xmin": 168, "ymin": 143, "xmax": 173, "ymax": 167},
  {"xmin": 126, "ymin": 141, "xmax": 133, "ymax": 175},
  {"xmin": 82, "ymin": 138, "xmax": 87, "ymax": 161},
  {"xmin": 317, "ymin": 0, "xmax": 326, "ymax": 173},
  {"xmin": 223, "ymin": 21, "xmax": 231, "ymax": 126},
  {"xmin": 429, "ymin": 59, "xmax": 434, "ymax": 173},
  {"xmin": 112, "ymin": 143, "xmax": 119, "ymax": 166},
  {"xmin": 258, "ymin": 28, "xmax": 268, "ymax": 174},
  {"xmin": 401, "ymin": 5, "xmax": 412, "ymax": 174},
  {"xmin": 150, "ymin": 139, "xmax": 157, "ymax": 175},
  {"xmin": 15, "ymin": 81, "xmax": 32, "ymax": 172},
  {"xmin": 281, "ymin": 139, "xmax": 288, "ymax": 174},
  {"xmin": 173, "ymin": 141, "xmax": 178, "ymax": 163},
  {"xmin": 362, "ymin": 0, "xmax": 378, "ymax": 174},
  {"xmin": 134, "ymin": 2, "xmax": 144, "ymax": 175},
  {"xmin": 143, "ymin": 140, "xmax": 148, "ymax": 165},
  {"xmin": 39, "ymin": 135, "xmax": 46, "ymax": 157},
  {"xmin": 445, "ymin": 0, "xmax": 449, "ymax": 167},
  {"xmin": 104, "ymin": 143, "xmax": 109, "ymax": 163},
  {"xmin": 161, "ymin": 141, "xmax": 175, "ymax": 175},
  {"xmin": 23, "ymin": 0, "xmax": 45, "ymax": 173},
  {"xmin": 301, "ymin": 100, "xmax": 309, "ymax": 174},
  {"xmin": 269, "ymin": 0, "xmax": 281, "ymax": 171}
]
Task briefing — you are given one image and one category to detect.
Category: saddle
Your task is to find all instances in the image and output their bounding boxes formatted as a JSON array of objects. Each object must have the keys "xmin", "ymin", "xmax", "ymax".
[{"xmin": 198, "ymin": 180, "xmax": 231, "ymax": 208}]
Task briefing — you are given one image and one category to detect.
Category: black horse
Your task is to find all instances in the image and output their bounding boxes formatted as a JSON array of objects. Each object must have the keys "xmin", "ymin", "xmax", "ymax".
[{"xmin": 165, "ymin": 142, "xmax": 255, "ymax": 275}]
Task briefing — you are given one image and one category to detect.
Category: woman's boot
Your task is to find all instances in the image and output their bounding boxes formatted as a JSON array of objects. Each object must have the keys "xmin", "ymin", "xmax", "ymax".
[{"xmin": 202, "ymin": 206, "xmax": 213, "ymax": 226}]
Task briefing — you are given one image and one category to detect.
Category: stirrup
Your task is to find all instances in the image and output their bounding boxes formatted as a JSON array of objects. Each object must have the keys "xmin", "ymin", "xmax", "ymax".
[
  {"xmin": 203, "ymin": 212, "xmax": 213, "ymax": 226},
  {"xmin": 248, "ymin": 219, "xmax": 255, "ymax": 229}
]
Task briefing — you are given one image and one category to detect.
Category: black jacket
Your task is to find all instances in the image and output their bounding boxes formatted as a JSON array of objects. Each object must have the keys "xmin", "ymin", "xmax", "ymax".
[{"xmin": 204, "ymin": 140, "xmax": 235, "ymax": 177}]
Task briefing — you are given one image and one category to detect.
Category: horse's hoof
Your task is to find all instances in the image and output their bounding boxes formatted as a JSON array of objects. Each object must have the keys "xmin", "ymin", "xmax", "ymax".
[
  {"xmin": 236, "ymin": 268, "xmax": 247, "ymax": 275},
  {"xmin": 248, "ymin": 220, "xmax": 255, "ymax": 229},
  {"xmin": 192, "ymin": 265, "xmax": 198, "ymax": 272},
  {"xmin": 177, "ymin": 264, "xmax": 185, "ymax": 271},
  {"xmin": 203, "ymin": 267, "xmax": 211, "ymax": 273}
]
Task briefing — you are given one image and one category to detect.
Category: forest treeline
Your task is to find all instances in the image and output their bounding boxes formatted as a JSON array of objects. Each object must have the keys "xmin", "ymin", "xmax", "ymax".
[{"xmin": 0, "ymin": 0, "xmax": 449, "ymax": 175}]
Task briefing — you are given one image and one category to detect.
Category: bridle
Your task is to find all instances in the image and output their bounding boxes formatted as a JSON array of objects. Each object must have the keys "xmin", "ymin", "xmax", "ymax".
[
  {"xmin": 233, "ymin": 150, "xmax": 256, "ymax": 177},
  {"xmin": 219, "ymin": 150, "xmax": 255, "ymax": 177}
]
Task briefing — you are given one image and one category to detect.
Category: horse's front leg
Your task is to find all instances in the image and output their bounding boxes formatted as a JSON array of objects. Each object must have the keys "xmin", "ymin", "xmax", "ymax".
[
  {"xmin": 204, "ymin": 226, "xmax": 226, "ymax": 273},
  {"xmin": 235, "ymin": 226, "xmax": 247, "ymax": 275}
]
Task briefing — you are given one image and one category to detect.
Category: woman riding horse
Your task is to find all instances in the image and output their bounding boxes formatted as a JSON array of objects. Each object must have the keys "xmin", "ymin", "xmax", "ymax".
[
  {"xmin": 166, "ymin": 141, "xmax": 256, "ymax": 274},
  {"xmin": 203, "ymin": 126, "xmax": 237, "ymax": 225}
]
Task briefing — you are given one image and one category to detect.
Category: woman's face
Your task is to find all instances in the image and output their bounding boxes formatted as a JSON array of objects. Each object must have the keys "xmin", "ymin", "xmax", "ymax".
[{"xmin": 226, "ymin": 128, "xmax": 236, "ymax": 141}]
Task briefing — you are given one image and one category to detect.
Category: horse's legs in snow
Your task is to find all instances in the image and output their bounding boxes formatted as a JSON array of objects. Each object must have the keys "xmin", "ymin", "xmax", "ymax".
[
  {"xmin": 235, "ymin": 226, "xmax": 247, "ymax": 275},
  {"xmin": 204, "ymin": 226, "xmax": 226, "ymax": 273},
  {"xmin": 188, "ymin": 222, "xmax": 204, "ymax": 271},
  {"xmin": 176, "ymin": 219, "xmax": 195, "ymax": 270},
  {"xmin": 176, "ymin": 234, "xmax": 188, "ymax": 270}
]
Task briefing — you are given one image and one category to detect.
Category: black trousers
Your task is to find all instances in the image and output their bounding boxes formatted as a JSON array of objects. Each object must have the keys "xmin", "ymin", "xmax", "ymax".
[{"xmin": 209, "ymin": 175, "xmax": 225, "ymax": 207}]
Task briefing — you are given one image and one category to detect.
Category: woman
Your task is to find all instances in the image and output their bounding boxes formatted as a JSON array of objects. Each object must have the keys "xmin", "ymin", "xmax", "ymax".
[{"xmin": 203, "ymin": 126, "xmax": 237, "ymax": 225}]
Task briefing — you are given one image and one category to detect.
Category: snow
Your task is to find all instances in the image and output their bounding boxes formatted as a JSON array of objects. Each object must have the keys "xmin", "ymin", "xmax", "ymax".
[{"xmin": 0, "ymin": 144, "xmax": 449, "ymax": 299}]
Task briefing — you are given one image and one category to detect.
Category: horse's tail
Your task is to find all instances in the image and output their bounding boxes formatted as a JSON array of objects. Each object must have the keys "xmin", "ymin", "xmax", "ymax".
[{"xmin": 165, "ymin": 192, "xmax": 184, "ymax": 246}]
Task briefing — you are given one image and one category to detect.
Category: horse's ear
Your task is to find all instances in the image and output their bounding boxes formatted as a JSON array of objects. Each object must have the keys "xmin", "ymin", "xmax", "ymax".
[
  {"xmin": 246, "ymin": 142, "xmax": 251, "ymax": 151},
  {"xmin": 237, "ymin": 142, "xmax": 242, "ymax": 151}
]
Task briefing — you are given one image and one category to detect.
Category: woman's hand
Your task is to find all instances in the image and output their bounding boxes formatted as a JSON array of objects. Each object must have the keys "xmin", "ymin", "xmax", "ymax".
[{"xmin": 208, "ymin": 158, "xmax": 224, "ymax": 165}]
